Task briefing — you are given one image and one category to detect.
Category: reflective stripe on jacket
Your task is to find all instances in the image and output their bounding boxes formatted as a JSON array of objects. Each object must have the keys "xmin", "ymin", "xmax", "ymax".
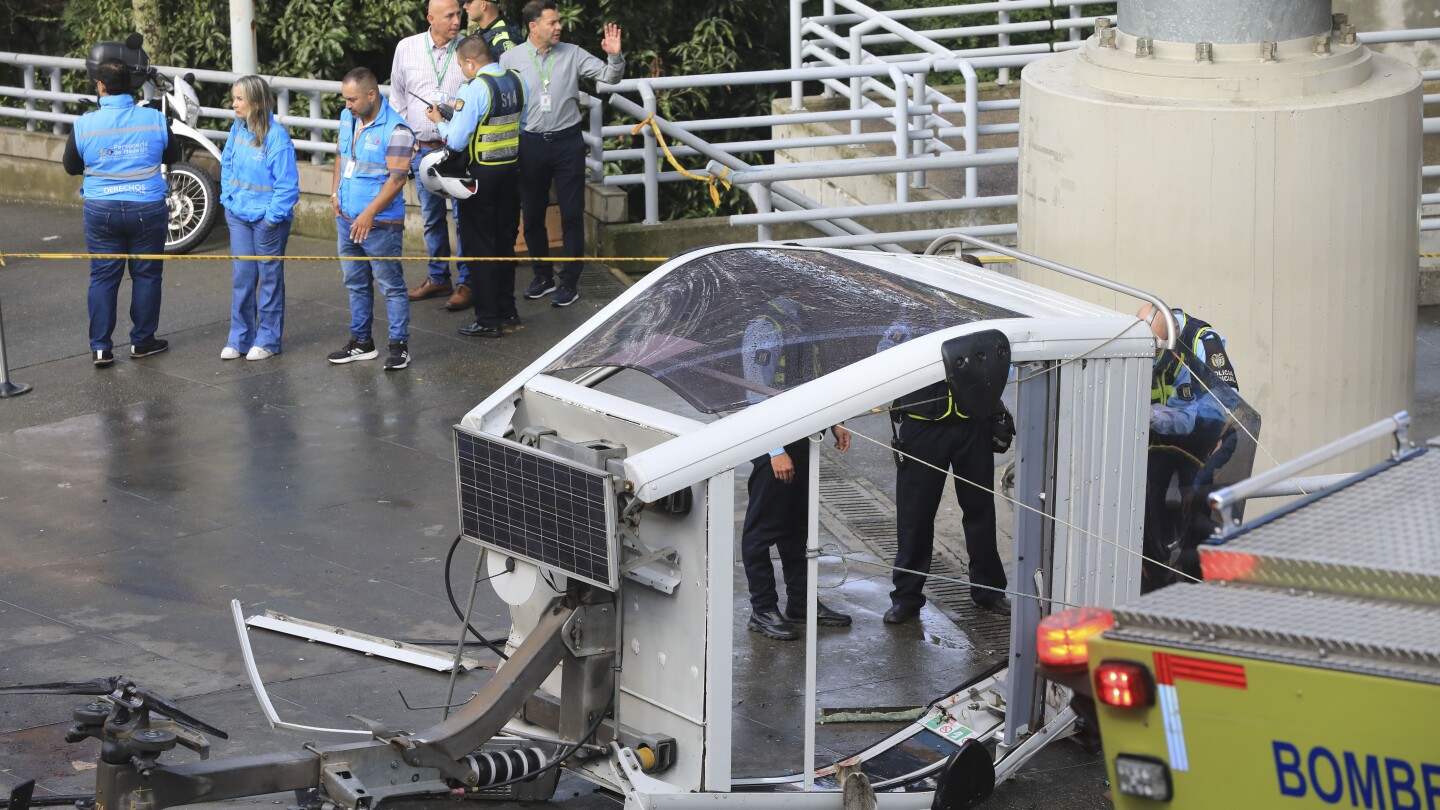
[
  {"xmin": 74, "ymin": 95, "xmax": 169, "ymax": 202},
  {"xmin": 1152, "ymin": 311, "xmax": 1235, "ymax": 405},
  {"xmin": 895, "ymin": 381, "xmax": 970, "ymax": 421},
  {"xmin": 468, "ymin": 70, "xmax": 524, "ymax": 167},
  {"xmin": 220, "ymin": 115, "xmax": 301, "ymax": 223},
  {"xmin": 337, "ymin": 103, "xmax": 411, "ymax": 221}
]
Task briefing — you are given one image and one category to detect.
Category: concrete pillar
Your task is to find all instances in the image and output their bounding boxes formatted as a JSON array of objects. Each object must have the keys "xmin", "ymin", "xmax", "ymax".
[{"xmin": 1018, "ymin": 18, "xmax": 1421, "ymax": 476}]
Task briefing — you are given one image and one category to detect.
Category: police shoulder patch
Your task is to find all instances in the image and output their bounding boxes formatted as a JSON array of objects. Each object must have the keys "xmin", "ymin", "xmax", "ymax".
[
  {"xmin": 754, "ymin": 349, "xmax": 771, "ymax": 365},
  {"xmin": 1177, "ymin": 383, "xmax": 1194, "ymax": 401},
  {"xmin": 453, "ymin": 99, "xmax": 465, "ymax": 111}
]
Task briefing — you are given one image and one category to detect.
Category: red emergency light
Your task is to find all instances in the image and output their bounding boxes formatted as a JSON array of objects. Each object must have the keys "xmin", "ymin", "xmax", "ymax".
[
  {"xmin": 1094, "ymin": 660, "xmax": 1154, "ymax": 708},
  {"xmin": 1036, "ymin": 607, "xmax": 1114, "ymax": 672},
  {"xmin": 1200, "ymin": 549, "xmax": 1258, "ymax": 582}
]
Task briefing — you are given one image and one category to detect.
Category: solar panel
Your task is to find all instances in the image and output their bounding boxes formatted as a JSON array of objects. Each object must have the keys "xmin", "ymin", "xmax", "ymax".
[{"xmin": 454, "ymin": 426, "xmax": 617, "ymax": 590}]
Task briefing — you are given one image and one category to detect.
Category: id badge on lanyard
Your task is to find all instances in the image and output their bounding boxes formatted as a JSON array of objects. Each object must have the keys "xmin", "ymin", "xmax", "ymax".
[{"xmin": 540, "ymin": 93, "xmax": 552, "ymax": 112}]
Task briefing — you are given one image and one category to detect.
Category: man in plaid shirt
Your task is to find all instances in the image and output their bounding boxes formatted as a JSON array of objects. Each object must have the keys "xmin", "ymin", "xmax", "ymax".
[{"xmin": 390, "ymin": 0, "xmax": 474, "ymax": 312}]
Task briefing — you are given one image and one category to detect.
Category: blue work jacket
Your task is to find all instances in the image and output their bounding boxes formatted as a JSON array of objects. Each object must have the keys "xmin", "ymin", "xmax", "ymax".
[
  {"xmin": 73, "ymin": 95, "xmax": 169, "ymax": 202},
  {"xmin": 220, "ymin": 115, "xmax": 300, "ymax": 224},
  {"xmin": 337, "ymin": 103, "xmax": 411, "ymax": 222}
]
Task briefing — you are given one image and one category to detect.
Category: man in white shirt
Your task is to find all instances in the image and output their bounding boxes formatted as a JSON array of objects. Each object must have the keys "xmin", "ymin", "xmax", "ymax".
[{"xmin": 390, "ymin": 0, "xmax": 474, "ymax": 311}]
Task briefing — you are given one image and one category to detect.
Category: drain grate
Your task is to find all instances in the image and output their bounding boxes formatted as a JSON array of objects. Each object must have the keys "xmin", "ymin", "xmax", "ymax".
[{"xmin": 817, "ymin": 468, "xmax": 1011, "ymax": 653}]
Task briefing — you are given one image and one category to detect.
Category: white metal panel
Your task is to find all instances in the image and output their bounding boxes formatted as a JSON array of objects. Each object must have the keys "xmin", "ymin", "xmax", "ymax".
[
  {"xmin": 1049, "ymin": 355, "xmax": 1150, "ymax": 609},
  {"xmin": 702, "ymin": 470, "xmax": 734, "ymax": 791},
  {"xmin": 510, "ymin": 381, "xmax": 716, "ymax": 793}
]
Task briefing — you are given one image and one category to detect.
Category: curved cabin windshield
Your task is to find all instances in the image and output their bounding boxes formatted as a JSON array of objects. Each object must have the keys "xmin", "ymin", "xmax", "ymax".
[{"xmin": 545, "ymin": 247, "xmax": 1022, "ymax": 414}]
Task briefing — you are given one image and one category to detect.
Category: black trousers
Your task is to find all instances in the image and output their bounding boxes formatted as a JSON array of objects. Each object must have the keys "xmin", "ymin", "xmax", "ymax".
[
  {"xmin": 892, "ymin": 418, "xmax": 1005, "ymax": 609},
  {"xmin": 457, "ymin": 164, "xmax": 521, "ymax": 328},
  {"xmin": 740, "ymin": 439, "xmax": 811, "ymax": 614},
  {"xmin": 518, "ymin": 127, "xmax": 585, "ymax": 290}
]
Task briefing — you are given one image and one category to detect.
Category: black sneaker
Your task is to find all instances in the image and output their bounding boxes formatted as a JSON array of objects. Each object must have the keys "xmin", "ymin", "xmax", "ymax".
[
  {"xmin": 130, "ymin": 338, "xmax": 169, "ymax": 358},
  {"xmin": 552, "ymin": 287, "xmax": 579, "ymax": 307},
  {"xmin": 384, "ymin": 340, "xmax": 410, "ymax": 370},
  {"xmin": 93, "ymin": 350, "xmax": 114, "ymax": 367},
  {"xmin": 327, "ymin": 338, "xmax": 377, "ymax": 364},
  {"xmin": 524, "ymin": 277, "xmax": 557, "ymax": 299}
]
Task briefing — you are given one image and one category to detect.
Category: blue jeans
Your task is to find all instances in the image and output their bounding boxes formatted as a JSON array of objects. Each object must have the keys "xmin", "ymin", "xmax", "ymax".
[
  {"xmin": 412, "ymin": 147, "xmax": 468, "ymax": 287},
  {"xmin": 83, "ymin": 198, "xmax": 167, "ymax": 351},
  {"xmin": 336, "ymin": 217, "xmax": 409, "ymax": 343},
  {"xmin": 226, "ymin": 211, "xmax": 291, "ymax": 354}
]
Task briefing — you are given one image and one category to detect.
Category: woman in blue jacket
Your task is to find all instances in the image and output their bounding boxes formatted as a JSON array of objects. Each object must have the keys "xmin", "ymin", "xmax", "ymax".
[{"xmin": 220, "ymin": 75, "xmax": 299, "ymax": 360}]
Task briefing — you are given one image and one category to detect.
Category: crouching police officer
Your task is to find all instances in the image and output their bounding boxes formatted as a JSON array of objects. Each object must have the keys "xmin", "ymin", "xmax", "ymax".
[
  {"xmin": 1139, "ymin": 303, "xmax": 1241, "ymax": 591},
  {"xmin": 63, "ymin": 58, "xmax": 181, "ymax": 367},
  {"xmin": 430, "ymin": 34, "xmax": 526, "ymax": 338}
]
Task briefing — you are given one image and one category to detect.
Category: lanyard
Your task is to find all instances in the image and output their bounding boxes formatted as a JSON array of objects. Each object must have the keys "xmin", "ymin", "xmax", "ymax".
[
  {"xmin": 528, "ymin": 44, "xmax": 555, "ymax": 89},
  {"xmin": 428, "ymin": 38, "xmax": 456, "ymax": 88}
]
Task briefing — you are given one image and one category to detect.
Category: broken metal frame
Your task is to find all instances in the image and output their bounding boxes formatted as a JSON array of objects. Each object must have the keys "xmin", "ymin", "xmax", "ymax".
[
  {"xmin": 92, "ymin": 597, "xmax": 590, "ymax": 810},
  {"xmin": 242, "ymin": 610, "xmax": 485, "ymax": 673}
]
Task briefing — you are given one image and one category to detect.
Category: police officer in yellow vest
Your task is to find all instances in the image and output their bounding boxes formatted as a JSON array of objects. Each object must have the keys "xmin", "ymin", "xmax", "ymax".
[
  {"xmin": 881, "ymin": 256, "xmax": 1008, "ymax": 623},
  {"xmin": 63, "ymin": 58, "xmax": 181, "ymax": 366},
  {"xmin": 1138, "ymin": 303, "xmax": 1241, "ymax": 590},
  {"xmin": 430, "ymin": 35, "xmax": 526, "ymax": 339},
  {"xmin": 462, "ymin": 0, "xmax": 521, "ymax": 60},
  {"xmin": 739, "ymin": 298, "xmax": 853, "ymax": 641}
]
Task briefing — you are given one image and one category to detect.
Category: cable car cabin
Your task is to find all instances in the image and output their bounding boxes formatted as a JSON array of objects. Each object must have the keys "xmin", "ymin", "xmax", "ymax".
[{"xmin": 450, "ymin": 242, "xmax": 1257, "ymax": 810}]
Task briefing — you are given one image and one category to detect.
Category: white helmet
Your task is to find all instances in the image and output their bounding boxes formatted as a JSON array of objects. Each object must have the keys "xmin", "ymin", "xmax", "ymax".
[{"xmin": 418, "ymin": 148, "xmax": 477, "ymax": 200}]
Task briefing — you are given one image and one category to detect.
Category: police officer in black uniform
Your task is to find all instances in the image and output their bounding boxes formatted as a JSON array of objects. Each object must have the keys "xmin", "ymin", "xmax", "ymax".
[
  {"xmin": 882, "ymin": 255, "xmax": 1008, "ymax": 624},
  {"xmin": 739, "ymin": 298, "xmax": 853, "ymax": 641},
  {"xmin": 463, "ymin": 0, "xmax": 521, "ymax": 60}
]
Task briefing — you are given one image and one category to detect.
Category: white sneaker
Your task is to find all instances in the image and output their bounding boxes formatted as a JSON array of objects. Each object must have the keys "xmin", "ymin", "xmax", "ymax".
[
  {"xmin": 221, "ymin": 347, "xmax": 242, "ymax": 360},
  {"xmin": 246, "ymin": 347, "xmax": 275, "ymax": 361}
]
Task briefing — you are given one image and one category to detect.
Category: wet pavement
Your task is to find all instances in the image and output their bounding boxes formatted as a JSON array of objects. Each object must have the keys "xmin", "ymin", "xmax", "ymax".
[{"xmin": 1, "ymin": 197, "xmax": 1436, "ymax": 810}]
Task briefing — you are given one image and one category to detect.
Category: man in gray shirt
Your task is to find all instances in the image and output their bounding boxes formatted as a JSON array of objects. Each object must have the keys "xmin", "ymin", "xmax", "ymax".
[{"xmin": 499, "ymin": 0, "xmax": 622, "ymax": 308}]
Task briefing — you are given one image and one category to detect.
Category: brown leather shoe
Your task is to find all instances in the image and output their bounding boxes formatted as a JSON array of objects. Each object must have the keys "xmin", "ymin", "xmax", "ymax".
[
  {"xmin": 444, "ymin": 283, "xmax": 473, "ymax": 311},
  {"xmin": 408, "ymin": 279, "xmax": 452, "ymax": 301}
]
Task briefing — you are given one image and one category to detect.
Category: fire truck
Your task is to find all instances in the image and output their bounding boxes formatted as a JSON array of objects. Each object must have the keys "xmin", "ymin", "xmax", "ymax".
[{"xmin": 1038, "ymin": 413, "xmax": 1440, "ymax": 808}]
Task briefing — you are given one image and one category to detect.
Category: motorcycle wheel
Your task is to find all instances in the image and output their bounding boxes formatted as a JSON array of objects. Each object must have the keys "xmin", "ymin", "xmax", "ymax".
[{"xmin": 164, "ymin": 161, "xmax": 219, "ymax": 254}]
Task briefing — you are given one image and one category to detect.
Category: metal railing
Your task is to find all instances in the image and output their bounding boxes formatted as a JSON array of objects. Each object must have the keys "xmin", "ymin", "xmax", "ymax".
[{"xmin": 5, "ymin": 1, "xmax": 1440, "ymax": 250}]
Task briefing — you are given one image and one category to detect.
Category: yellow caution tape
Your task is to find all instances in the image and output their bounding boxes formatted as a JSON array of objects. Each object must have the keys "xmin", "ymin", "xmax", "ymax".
[
  {"xmin": 0, "ymin": 253, "xmax": 671, "ymax": 266},
  {"xmin": 630, "ymin": 114, "xmax": 732, "ymax": 207}
]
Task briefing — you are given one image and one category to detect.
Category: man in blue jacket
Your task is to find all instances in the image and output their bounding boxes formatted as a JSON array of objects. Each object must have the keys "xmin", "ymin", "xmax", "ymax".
[
  {"xmin": 329, "ymin": 67, "xmax": 416, "ymax": 371},
  {"xmin": 63, "ymin": 58, "xmax": 181, "ymax": 367}
]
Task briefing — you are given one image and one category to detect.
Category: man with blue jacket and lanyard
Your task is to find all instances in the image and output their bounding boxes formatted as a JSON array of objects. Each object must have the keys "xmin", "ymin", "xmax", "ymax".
[
  {"xmin": 329, "ymin": 67, "xmax": 416, "ymax": 371},
  {"xmin": 63, "ymin": 58, "xmax": 181, "ymax": 367},
  {"xmin": 1138, "ymin": 303, "xmax": 1242, "ymax": 590},
  {"xmin": 430, "ymin": 35, "xmax": 526, "ymax": 339}
]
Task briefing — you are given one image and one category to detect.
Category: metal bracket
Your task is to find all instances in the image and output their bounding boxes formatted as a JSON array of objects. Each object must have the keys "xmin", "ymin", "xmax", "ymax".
[
  {"xmin": 618, "ymin": 530, "xmax": 682, "ymax": 594},
  {"xmin": 563, "ymin": 603, "xmax": 618, "ymax": 657}
]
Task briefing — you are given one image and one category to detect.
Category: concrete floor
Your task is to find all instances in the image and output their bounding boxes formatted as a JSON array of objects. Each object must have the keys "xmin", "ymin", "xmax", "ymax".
[{"xmin": 1, "ymin": 197, "xmax": 1436, "ymax": 810}]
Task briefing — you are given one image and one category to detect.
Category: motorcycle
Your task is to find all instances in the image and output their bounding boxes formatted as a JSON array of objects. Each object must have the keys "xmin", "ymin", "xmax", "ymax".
[{"xmin": 86, "ymin": 34, "xmax": 222, "ymax": 254}]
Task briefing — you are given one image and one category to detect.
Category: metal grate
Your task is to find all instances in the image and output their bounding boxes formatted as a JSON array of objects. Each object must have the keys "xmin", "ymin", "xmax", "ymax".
[
  {"xmin": 1205, "ymin": 450, "xmax": 1440, "ymax": 603},
  {"xmin": 455, "ymin": 426, "xmax": 617, "ymax": 590},
  {"xmin": 817, "ymin": 468, "xmax": 1011, "ymax": 652}
]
